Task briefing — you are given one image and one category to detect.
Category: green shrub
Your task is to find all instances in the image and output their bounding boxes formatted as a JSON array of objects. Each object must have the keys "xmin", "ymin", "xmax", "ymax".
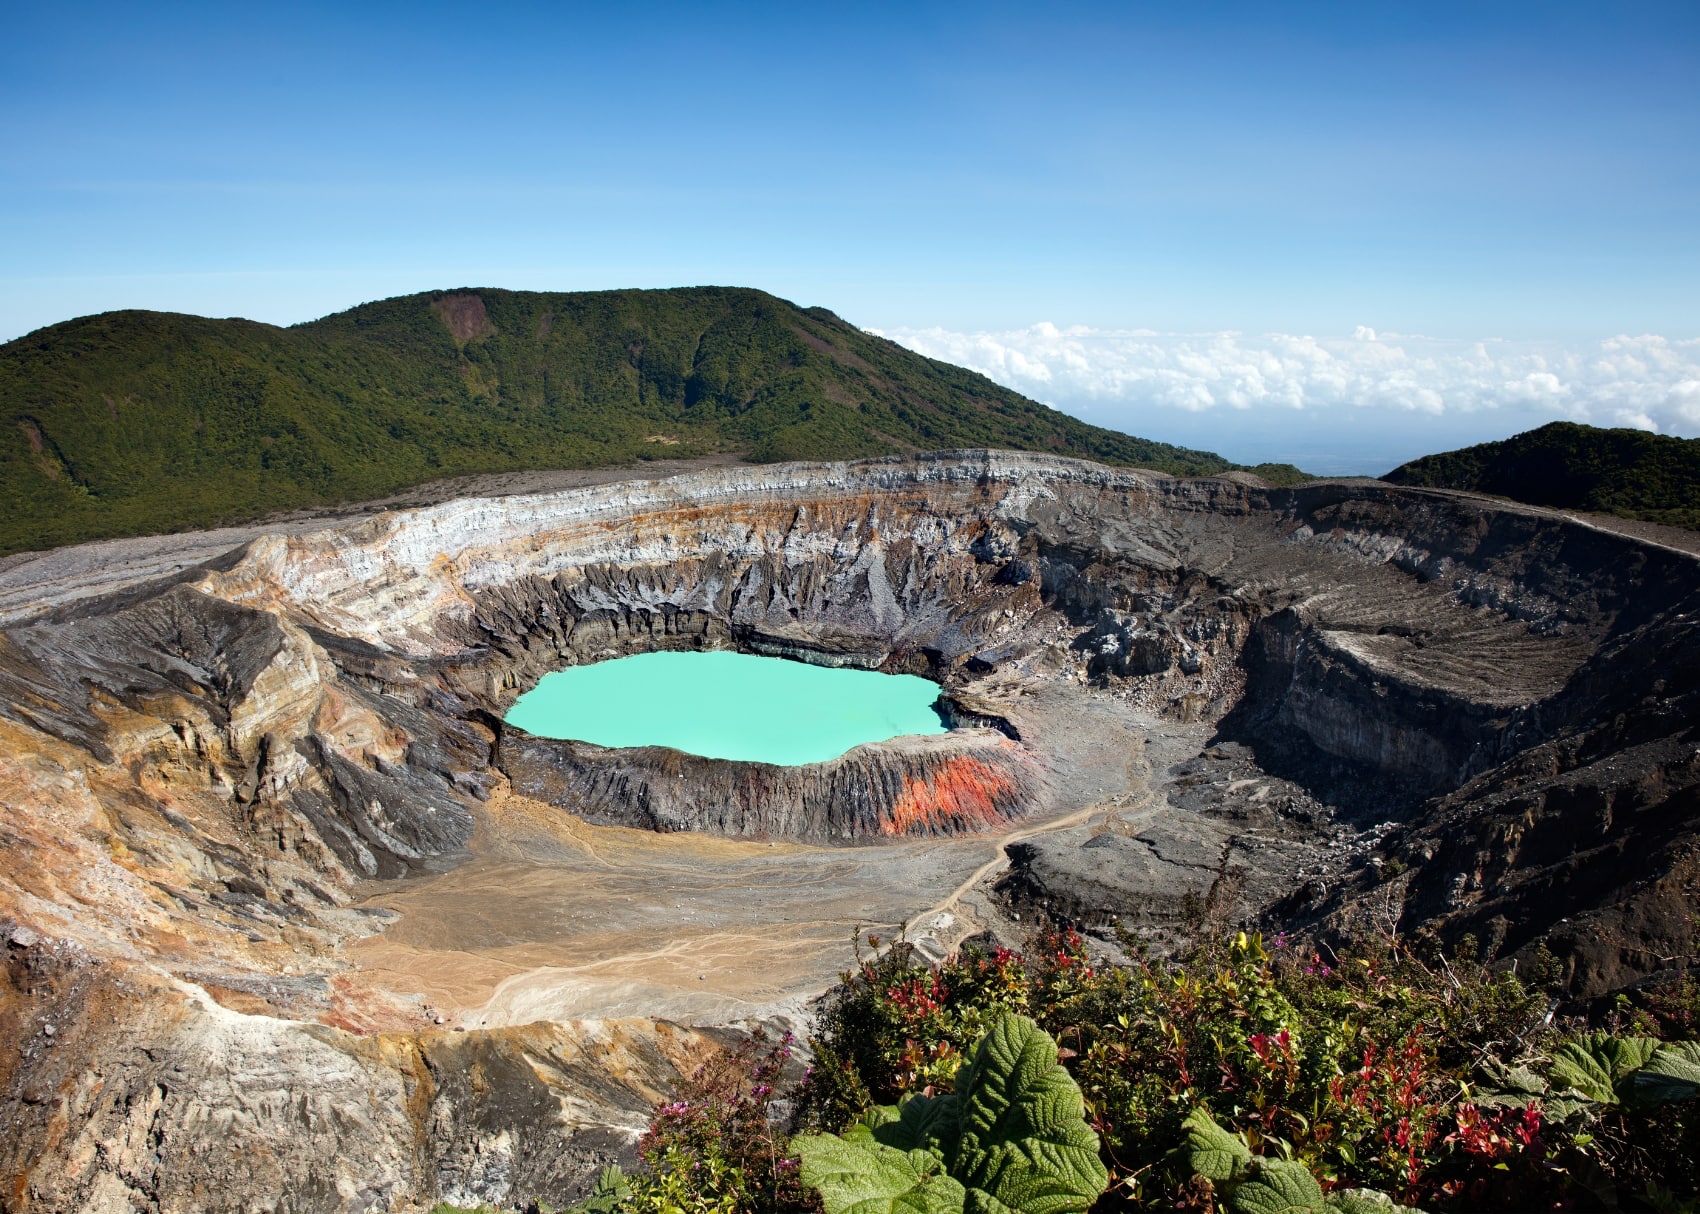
[
  {"xmin": 782, "ymin": 928, "xmax": 1699, "ymax": 1211},
  {"xmin": 1181, "ymin": 1107, "xmax": 1424, "ymax": 1213},
  {"xmin": 792, "ymin": 935, "xmax": 1031, "ymax": 1132},
  {"xmin": 578, "ymin": 1029, "xmax": 816, "ymax": 1214},
  {"xmin": 792, "ymin": 1012, "xmax": 1107, "ymax": 1214},
  {"xmin": 591, "ymin": 926, "xmax": 1700, "ymax": 1211}
]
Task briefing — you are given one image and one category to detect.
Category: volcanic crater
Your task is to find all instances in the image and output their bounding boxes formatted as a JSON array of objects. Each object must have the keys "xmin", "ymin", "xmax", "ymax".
[{"xmin": 2, "ymin": 450, "xmax": 1697, "ymax": 1212}]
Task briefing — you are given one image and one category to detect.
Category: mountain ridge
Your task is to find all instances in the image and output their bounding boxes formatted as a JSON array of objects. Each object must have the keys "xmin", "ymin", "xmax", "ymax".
[
  {"xmin": 1384, "ymin": 419, "xmax": 1700, "ymax": 531},
  {"xmin": 0, "ymin": 286, "xmax": 1306, "ymax": 555}
]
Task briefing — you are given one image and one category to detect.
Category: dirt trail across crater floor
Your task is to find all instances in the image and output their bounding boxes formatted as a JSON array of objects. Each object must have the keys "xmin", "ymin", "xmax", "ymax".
[{"xmin": 346, "ymin": 682, "xmax": 1218, "ymax": 1027}]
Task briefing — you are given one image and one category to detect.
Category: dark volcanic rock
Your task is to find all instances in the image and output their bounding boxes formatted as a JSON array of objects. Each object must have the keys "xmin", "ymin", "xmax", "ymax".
[
  {"xmin": 500, "ymin": 728, "xmax": 1042, "ymax": 841},
  {"xmin": 997, "ymin": 741, "xmax": 1343, "ymax": 950}
]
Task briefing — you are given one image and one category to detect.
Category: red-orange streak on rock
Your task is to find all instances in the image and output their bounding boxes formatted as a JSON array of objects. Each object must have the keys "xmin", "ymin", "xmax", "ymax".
[{"xmin": 883, "ymin": 755, "xmax": 1021, "ymax": 837}]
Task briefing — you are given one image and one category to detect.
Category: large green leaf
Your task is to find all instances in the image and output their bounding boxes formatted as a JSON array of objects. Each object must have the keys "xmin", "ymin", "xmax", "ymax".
[
  {"xmin": 846, "ymin": 1104, "xmax": 906, "ymax": 1146},
  {"xmin": 1181, "ymin": 1107, "xmax": 1254, "ymax": 1183},
  {"xmin": 869, "ymin": 1093, "xmax": 962, "ymax": 1161},
  {"xmin": 1475, "ymin": 1060, "xmax": 1547, "ymax": 1103},
  {"xmin": 1474, "ymin": 1060, "xmax": 1590, "ymax": 1123},
  {"xmin": 1177, "ymin": 1109, "xmax": 1426, "ymax": 1214},
  {"xmin": 952, "ymin": 1014, "xmax": 1109, "ymax": 1214},
  {"xmin": 1628, "ymin": 1041, "xmax": 1700, "ymax": 1107},
  {"xmin": 1229, "ymin": 1159, "xmax": 1328, "ymax": 1214},
  {"xmin": 794, "ymin": 1132, "xmax": 968, "ymax": 1214},
  {"xmin": 1549, "ymin": 1033, "xmax": 1661, "ymax": 1104},
  {"xmin": 1177, "ymin": 1108, "xmax": 1426, "ymax": 1214}
]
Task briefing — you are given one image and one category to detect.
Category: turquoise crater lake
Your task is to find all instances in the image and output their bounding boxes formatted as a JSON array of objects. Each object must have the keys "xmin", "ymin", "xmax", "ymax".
[{"xmin": 503, "ymin": 650, "xmax": 950, "ymax": 766}]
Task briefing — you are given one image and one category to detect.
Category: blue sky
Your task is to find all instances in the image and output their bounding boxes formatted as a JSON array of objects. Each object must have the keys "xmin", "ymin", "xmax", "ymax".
[{"xmin": 3, "ymin": 2, "xmax": 1697, "ymax": 472}]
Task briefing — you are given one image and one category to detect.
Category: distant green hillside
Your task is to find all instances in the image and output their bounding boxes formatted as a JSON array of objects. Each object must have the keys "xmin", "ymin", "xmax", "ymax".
[
  {"xmin": 1384, "ymin": 421, "xmax": 1700, "ymax": 530},
  {"xmin": 0, "ymin": 287, "xmax": 1305, "ymax": 555}
]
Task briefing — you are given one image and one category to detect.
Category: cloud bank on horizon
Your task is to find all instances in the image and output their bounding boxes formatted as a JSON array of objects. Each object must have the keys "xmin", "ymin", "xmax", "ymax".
[{"xmin": 876, "ymin": 324, "xmax": 1700, "ymax": 475}]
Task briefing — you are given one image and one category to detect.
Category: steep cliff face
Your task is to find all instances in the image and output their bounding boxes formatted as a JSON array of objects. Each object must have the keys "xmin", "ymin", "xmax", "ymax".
[
  {"xmin": 1298, "ymin": 576, "xmax": 1700, "ymax": 995},
  {"xmin": 501, "ymin": 730, "xmax": 1040, "ymax": 840},
  {"xmin": 0, "ymin": 451, "xmax": 1695, "ymax": 1210}
]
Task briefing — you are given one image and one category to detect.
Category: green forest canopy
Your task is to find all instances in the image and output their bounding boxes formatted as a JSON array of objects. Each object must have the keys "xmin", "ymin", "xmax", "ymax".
[
  {"xmin": 1384, "ymin": 421, "xmax": 1700, "ymax": 532},
  {"xmin": 0, "ymin": 287, "xmax": 1307, "ymax": 556}
]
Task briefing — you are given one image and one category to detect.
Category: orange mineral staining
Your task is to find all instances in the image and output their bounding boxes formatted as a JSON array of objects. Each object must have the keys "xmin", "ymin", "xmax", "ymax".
[{"xmin": 883, "ymin": 752, "xmax": 1025, "ymax": 836}]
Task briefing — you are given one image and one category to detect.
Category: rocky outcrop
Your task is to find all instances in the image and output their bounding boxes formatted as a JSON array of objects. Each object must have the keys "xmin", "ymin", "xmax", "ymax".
[
  {"xmin": 0, "ymin": 450, "xmax": 1696, "ymax": 1209},
  {"xmin": 501, "ymin": 728, "xmax": 1041, "ymax": 841},
  {"xmin": 1297, "ymin": 578, "xmax": 1700, "ymax": 996},
  {"xmin": 995, "ymin": 740, "xmax": 1341, "ymax": 952},
  {"xmin": 0, "ymin": 939, "xmax": 720, "ymax": 1214}
]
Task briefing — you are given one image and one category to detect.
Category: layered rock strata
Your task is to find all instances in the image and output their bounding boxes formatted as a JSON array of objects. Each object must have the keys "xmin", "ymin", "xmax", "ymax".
[
  {"xmin": 0, "ymin": 450, "xmax": 1696, "ymax": 1210},
  {"xmin": 501, "ymin": 729, "xmax": 1040, "ymax": 840}
]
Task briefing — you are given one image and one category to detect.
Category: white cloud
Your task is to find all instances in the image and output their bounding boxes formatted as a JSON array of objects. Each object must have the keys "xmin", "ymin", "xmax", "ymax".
[{"xmin": 873, "ymin": 324, "xmax": 1700, "ymax": 439}]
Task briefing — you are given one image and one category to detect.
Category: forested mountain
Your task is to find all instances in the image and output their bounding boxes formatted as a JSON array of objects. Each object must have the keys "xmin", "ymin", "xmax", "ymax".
[
  {"xmin": 1384, "ymin": 420, "xmax": 1700, "ymax": 531},
  {"xmin": 0, "ymin": 287, "xmax": 1304, "ymax": 554}
]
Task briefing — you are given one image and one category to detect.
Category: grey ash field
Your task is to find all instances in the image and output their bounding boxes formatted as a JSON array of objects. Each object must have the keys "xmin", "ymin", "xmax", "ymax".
[{"xmin": 1, "ymin": 449, "xmax": 1697, "ymax": 1211}]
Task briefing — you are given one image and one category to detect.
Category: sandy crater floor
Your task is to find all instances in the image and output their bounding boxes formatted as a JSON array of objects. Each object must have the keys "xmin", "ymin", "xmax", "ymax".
[{"xmin": 347, "ymin": 680, "xmax": 1214, "ymax": 1028}]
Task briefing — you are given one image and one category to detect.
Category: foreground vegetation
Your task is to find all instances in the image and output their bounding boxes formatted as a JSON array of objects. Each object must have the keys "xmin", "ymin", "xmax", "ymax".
[
  {"xmin": 572, "ymin": 927, "xmax": 1699, "ymax": 1213},
  {"xmin": 0, "ymin": 287, "xmax": 1306, "ymax": 555},
  {"xmin": 1384, "ymin": 421, "xmax": 1700, "ymax": 532}
]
